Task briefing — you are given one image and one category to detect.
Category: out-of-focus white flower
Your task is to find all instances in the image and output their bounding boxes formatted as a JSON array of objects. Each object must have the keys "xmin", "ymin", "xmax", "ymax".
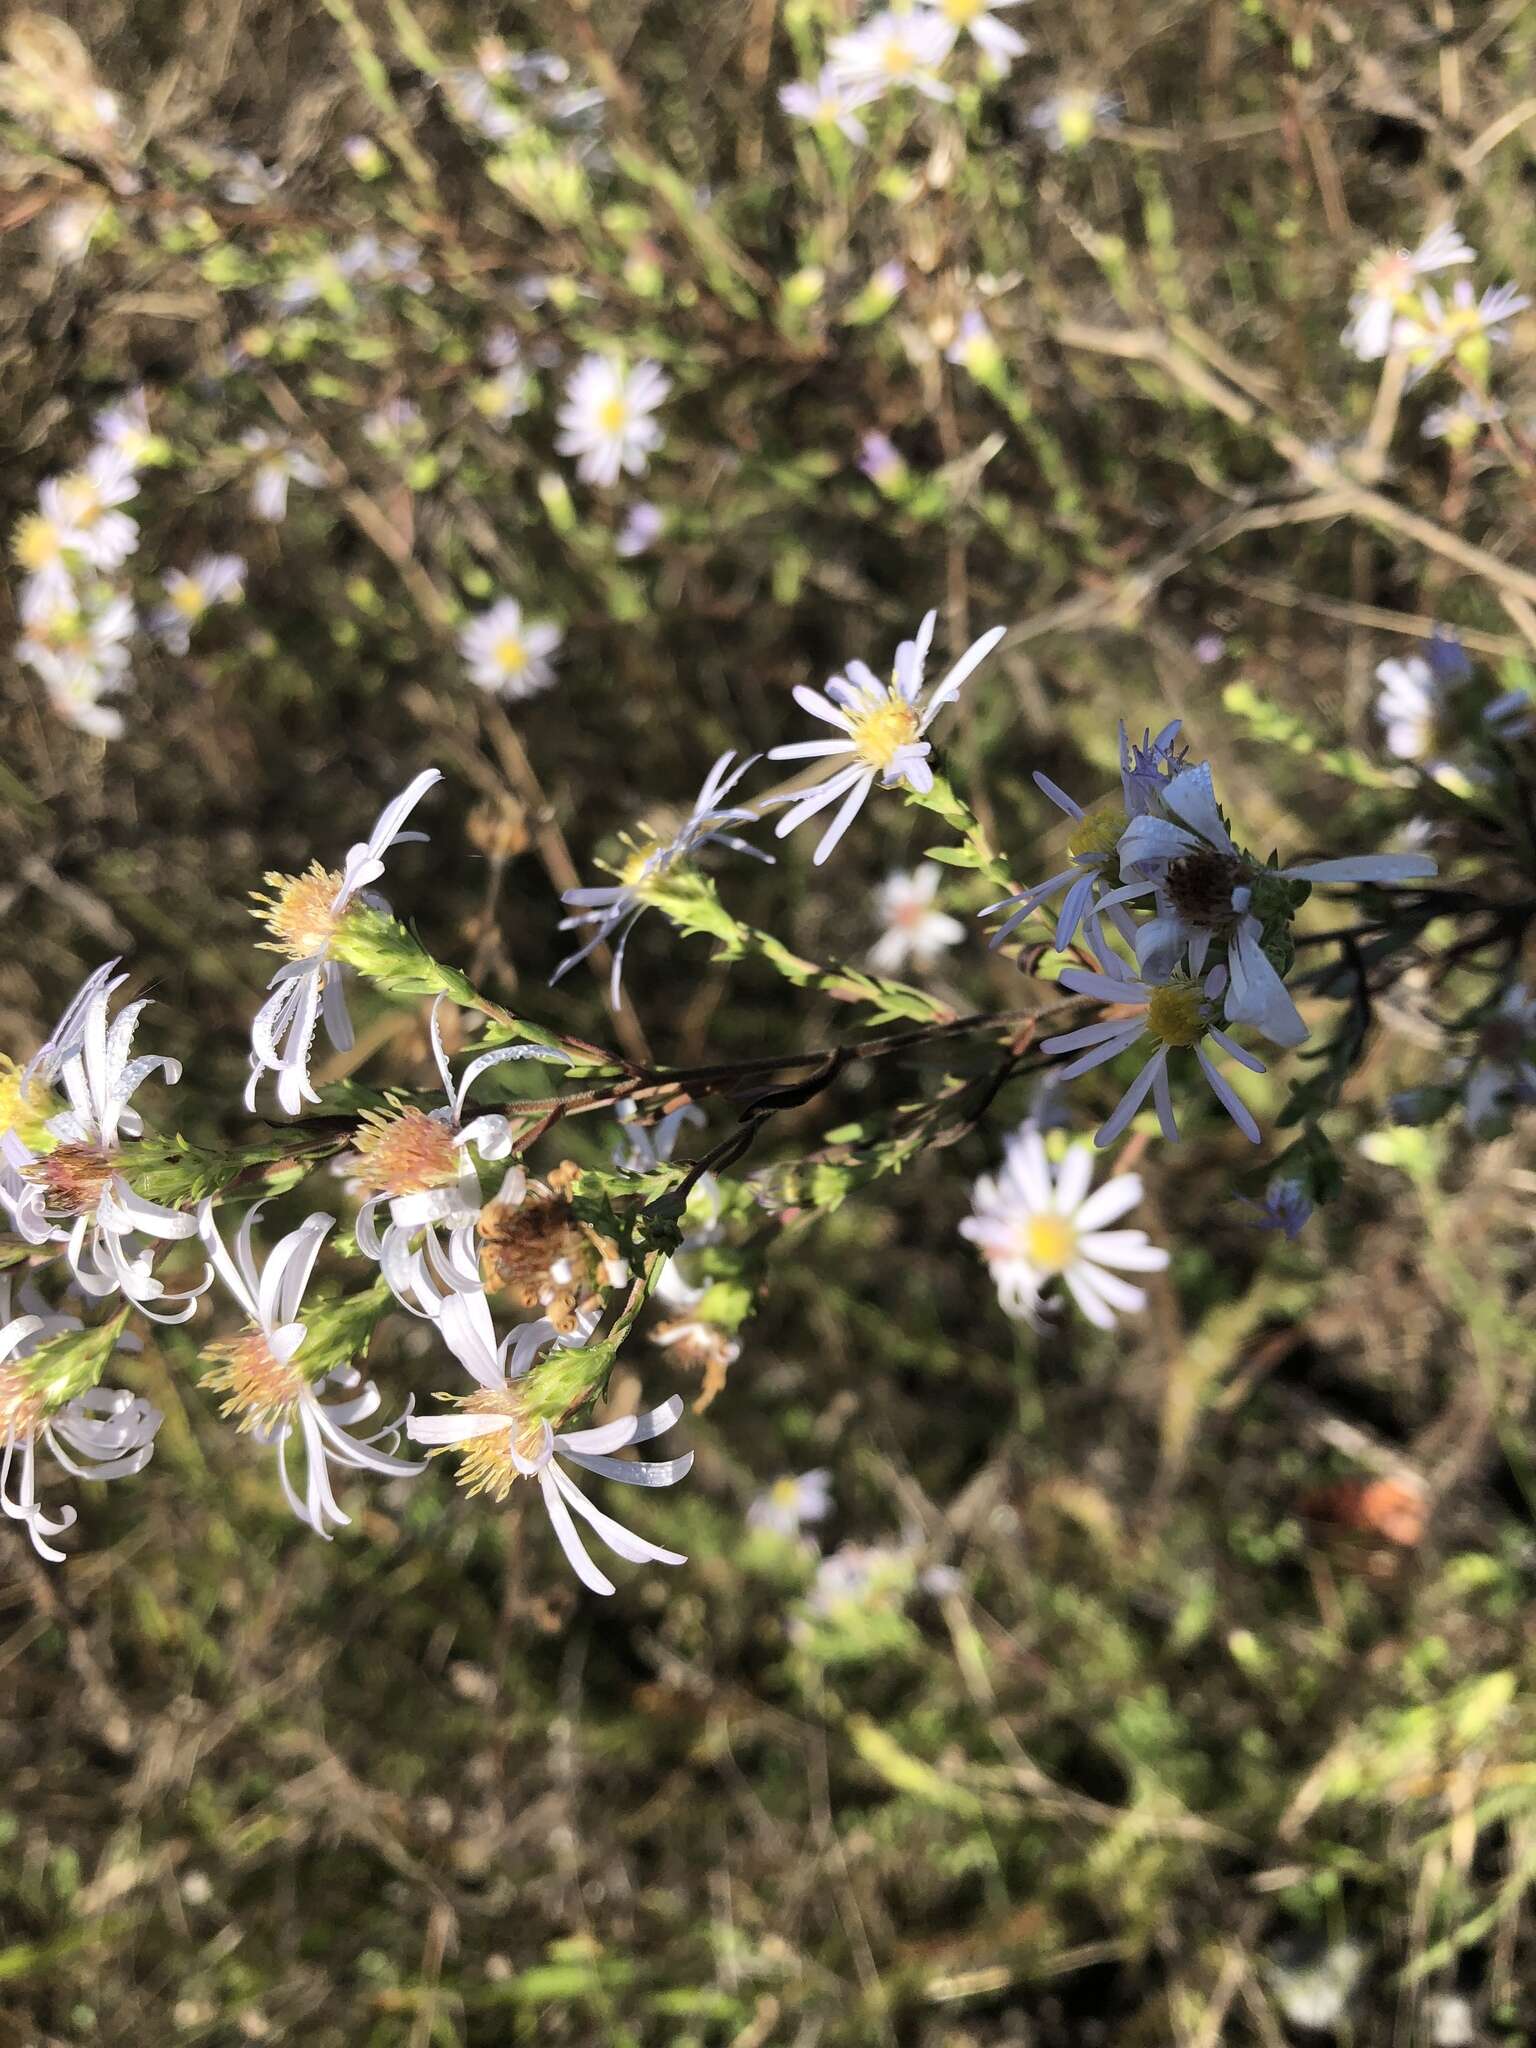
[
  {"xmin": 1041, "ymin": 950, "xmax": 1266, "ymax": 1149},
  {"xmin": 1341, "ymin": 224, "xmax": 1473, "ymax": 361},
  {"xmin": 199, "ymin": 1203, "xmax": 422, "ymax": 1538},
  {"xmin": 352, "ymin": 997, "xmax": 550, "ymax": 1318},
  {"xmin": 473, "ymin": 334, "xmax": 533, "ymax": 424},
  {"xmin": 456, "ymin": 597, "xmax": 563, "ymax": 701},
  {"xmin": 1394, "ymin": 278, "xmax": 1529, "ymax": 381},
  {"xmin": 1264, "ymin": 1940, "xmax": 1365, "ymax": 2032},
  {"xmin": 960, "ymin": 1123, "xmax": 1167, "ymax": 1328},
  {"xmin": 1427, "ymin": 1994, "xmax": 1475, "ymax": 2047},
  {"xmin": 767, "ymin": 610, "xmax": 1006, "ymax": 865},
  {"xmin": 23, "ymin": 968, "xmax": 206, "ymax": 1320},
  {"xmin": 39, "ymin": 449, "xmax": 140, "ymax": 571},
  {"xmin": 778, "ymin": 67, "xmax": 879, "ymax": 144},
  {"xmin": 241, "ymin": 429, "xmax": 325, "ymax": 522},
  {"xmin": 40, "ymin": 196, "xmax": 107, "ymax": 265},
  {"xmin": 829, "ymin": 11, "xmax": 957, "ymax": 102},
  {"xmin": 858, "ymin": 432, "xmax": 907, "ymax": 490},
  {"xmin": 0, "ymin": 1277, "xmax": 161, "ymax": 1563},
  {"xmin": 612, "ymin": 1103, "xmax": 725, "ymax": 1314},
  {"xmin": 748, "ymin": 1469, "xmax": 832, "ymax": 1538},
  {"xmin": 985, "ymin": 719, "xmax": 1187, "ymax": 955},
  {"xmin": 1238, "ymin": 1176, "xmax": 1313, "ymax": 1239},
  {"xmin": 150, "ymin": 554, "xmax": 245, "ymax": 654},
  {"xmin": 1374, "ymin": 652, "xmax": 1440, "ymax": 762},
  {"xmin": 1114, "ymin": 762, "xmax": 1435, "ymax": 1047},
  {"xmin": 93, "ymin": 389, "xmax": 157, "ymax": 470},
  {"xmin": 408, "ymin": 1290, "xmax": 692, "ymax": 1596},
  {"xmin": 869, "ymin": 864, "xmax": 964, "ymax": 974},
  {"xmin": 555, "ymin": 751, "xmax": 771, "ymax": 1002},
  {"xmin": 1462, "ymin": 984, "xmax": 1536, "ymax": 1133},
  {"xmin": 936, "ymin": 0, "xmax": 1029, "ymax": 65},
  {"xmin": 246, "ymin": 769, "xmax": 441, "ymax": 1116},
  {"xmin": 1028, "ymin": 89, "xmax": 1119, "ymax": 150},
  {"xmin": 361, "ymin": 397, "xmax": 426, "ymax": 452},
  {"xmin": 556, "ymin": 356, "xmax": 671, "ymax": 487},
  {"xmin": 945, "ymin": 307, "xmax": 1003, "ymax": 382},
  {"xmin": 615, "ymin": 501, "xmax": 663, "ymax": 557},
  {"xmin": 342, "ymin": 133, "xmax": 388, "ymax": 178},
  {"xmin": 1422, "ymin": 391, "xmax": 1505, "ymax": 447},
  {"xmin": 216, "ymin": 151, "xmax": 286, "ymax": 206},
  {"xmin": 23, "ymin": 649, "xmax": 129, "ymax": 741}
]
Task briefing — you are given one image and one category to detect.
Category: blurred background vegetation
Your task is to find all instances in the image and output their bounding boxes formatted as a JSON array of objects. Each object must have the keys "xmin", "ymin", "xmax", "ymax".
[{"xmin": 3, "ymin": 0, "xmax": 1536, "ymax": 2041}]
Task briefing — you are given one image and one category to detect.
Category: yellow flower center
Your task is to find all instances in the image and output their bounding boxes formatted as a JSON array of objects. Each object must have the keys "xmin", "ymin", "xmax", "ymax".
[
  {"xmin": 23, "ymin": 1142, "xmax": 115, "ymax": 1217},
  {"xmin": 200, "ymin": 1328, "xmax": 307, "ymax": 1432},
  {"xmin": 1065, "ymin": 796, "xmax": 1130, "ymax": 863},
  {"xmin": 351, "ymin": 1107, "xmax": 461, "ymax": 1198},
  {"xmin": 1022, "ymin": 1213, "xmax": 1076, "ymax": 1274},
  {"xmin": 1145, "ymin": 981, "xmax": 1207, "ymax": 1048},
  {"xmin": 251, "ymin": 862, "xmax": 346, "ymax": 961},
  {"xmin": 882, "ymin": 36, "xmax": 915, "ymax": 73},
  {"xmin": 171, "ymin": 580, "xmax": 206, "ymax": 617},
  {"xmin": 13, "ymin": 514, "xmax": 65, "ymax": 570},
  {"xmin": 441, "ymin": 1386, "xmax": 547, "ymax": 1501},
  {"xmin": 1057, "ymin": 96, "xmax": 1098, "ymax": 149},
  {"xmin": 598, "ymin": 395, "xmax": 629, "ymax": 434},
  {"xmin": 771, "ymin": 1476, "xmax": 802, "ymax": 1508},
  {"xmin": 0, "ymin": 1056, "xmax": 58, "ymax": 1152},
  {"xmin": 849, "ymin": 695, "xmax": 920, "ymax": 771},
  {"xmin": 943, "ymin": 0, "xmax": 982, "ymax": 21},
  {"xmin": 494, "ymin": 634, "xmax": 527, "ymax": 674}
]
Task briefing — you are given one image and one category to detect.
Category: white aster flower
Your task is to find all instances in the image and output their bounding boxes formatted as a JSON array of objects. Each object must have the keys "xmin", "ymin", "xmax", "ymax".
[
  {"xmin": 246, "ymin": 768, "xmax": 441, "ymax": 1116},
  {"xmin": 1393, "ymin": 278, "xmax": 1529, "ymax": 381},
  {"xmin": 93, "ymin": 389, "xmax": 157, "ymax": 470},
  {"xmin": 778, "ymin": 67, "xmax": 880, "ymax": 144},
  {"xmin": 198, "ymin": 1202, "xmax": 423, "ymax": 1538},
  {"xmin": 1341, "ymin": 224, "xmax": 1474, "ymax": 361},
  {"xmin": 869, "ymin": 864, "xmax": 965, "ymax": 974},
  {"xmin": 18, "ymin": 574, "xmax": 135, "ymax": 689},
  {"xmin": 1113, "ymin": 763, "xmax": 1436, "ymax": 1048},
  {"xmin": 241, "ymin": 429, "xmax": 325, "ymax": 522},
  {"xmin": 408, "ymin": 1290, "xmax": 692, "ymax": 1597},
  {"xmin": 150, "ymin": 554, "xmax": 245, "ymax": 654},
  {"xmin": 1041, "ymin": 950, "xmax": 1266, "ymax": 1149},
  {"xmin": 1374, "ymin": 652, "xmax": 1441, "ymax": 762},
  {"xmin": 985, "ymin": 719, "xmax": 1188, "ymax": 954},
  {"xmin": 39, "ymin": 449, "xmax": 140, "ymax": 571},
  {"xmin": 767, "ymin": 610, "xmax": 1006, "ymax": 866},
  {"xmin": 1027, "ymin": 89, "xmax": 1120, "ymax": 150},
  {"xmin": 615, "ymin": 501, "xmax": 663, "ymax": 557},
  {"xmin": 556, "ymin": 356, "xmax": 671, "ymax": 487},
  {"xmin": 936, "ymin": 0, "xmax": 1029, "ymax": 65},
  {"xmin": 748, "ymin": 1469, "xmax": 832, "ymax": 1539},
  {"xmin": 960, "ymin": 1122, "xmax": 1167, "ymax": 1329},
  {"xmin": 554, "ymin": 750, "xmax": 771, "ymax": 1001},
  {"xmin": 23, "ymin": 968, "xmax": 206, "ymax": 1320},
  {"xmin": 352, "ymin": 996, "xmax": 553, "ymax": 1317},
  {"xmin": 829, "ymin": 10, "xmax": 957, "ymax": 102},
  {"xmin": 25, "ymin": 649, "xmax": 129, "ymax": 741},
  {"xmin": 1423, "ymin": 391, "xmax": 1504, "ymax": 447},
  {"xmin": 0, "ymin": 1277, "xmax": 161, "ymax": 1563},
  {"xmin": 456, "ymin": 597, "xmax": 563, "ymax": 701}
]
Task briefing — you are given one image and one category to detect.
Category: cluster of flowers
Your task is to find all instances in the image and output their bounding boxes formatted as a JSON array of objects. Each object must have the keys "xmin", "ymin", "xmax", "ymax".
[
  {"xmin": 0, "ymin": 774, "xmax": 713, "ymax": 1589},
  {"xmin": 11, "ymin": 393, "xmax": 245, "ymax": 738},
  {"xmin": 454, "ymin": 354, "xmax": 671, "ymax": 702},
  {"xmin": 779, "ymin": 1, "xmax": 1117, "ymax": 149},
  {"xmin": 3, "ymin": 597, "xmax": 1495, "ymax": 1572},
  {"xmin": 1342, "ymin": 221, "xmax": 1529, "ymax": 396}
]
